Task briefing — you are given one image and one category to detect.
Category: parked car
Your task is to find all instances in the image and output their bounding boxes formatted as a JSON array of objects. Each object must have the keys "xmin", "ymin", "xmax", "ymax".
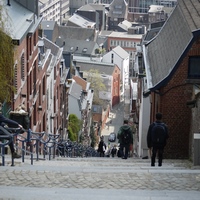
[{"xmin": 108, "ymin": 132, "xmax": 116, "ymax": 142}]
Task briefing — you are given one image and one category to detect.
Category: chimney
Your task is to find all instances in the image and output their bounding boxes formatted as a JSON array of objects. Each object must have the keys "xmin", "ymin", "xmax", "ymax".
[{"xmin": 7, "ymin": 0, "xmax": 11, "ymax": 6}]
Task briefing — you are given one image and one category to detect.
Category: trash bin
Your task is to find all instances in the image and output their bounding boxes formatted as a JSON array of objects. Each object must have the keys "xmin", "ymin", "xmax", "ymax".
[{"xmin": 193, "ymin": 133, "xmax": 200, "ymax": 166}]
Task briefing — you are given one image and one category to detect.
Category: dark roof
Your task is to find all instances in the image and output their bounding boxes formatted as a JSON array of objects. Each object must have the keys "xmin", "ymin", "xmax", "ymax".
[
  {"xmin": 41, "ymin": 21, "xmax": 56, "ymax": 31},
  {"xmin": 143, "ymin": 27, "xmax": 161, "ymax": 43},
  {"xmin": 55, "ymin": 38, "xmax": 99, "ymax": 56},
  {"xmin": 144, "ymin": 0, "xmax": 200, "ymax": 91},
  {"xmin": 57, "ymin": 26, "xmax": 96, "ymax": 42},
  {"xmin": 89, "ymin": 4, "xmax": 107, "ymax": 11},
  {"xmin": 75, "ymin": 60, "xmax": 117, "ymax": 76},
  {"xmin": 41, "ymin": 22, "xmax": 97, "ymax": 43},
  {"xmin": 108, "ymin": 0, "xmax": 128, "ymax": 19},
  {"xmin": 78, "ymin": 4, "xmax": 96, "ymax": 12},
  {"xmin": 179, "ymin": 0, "xmax": 200, "ymax": 31},
  {"xmin": 43, "ymin": 37, "xmax": 60, "ymax": 56},
  {"xmin": 40, "ymin": 21, "xmax": 60, "ymax": 42}
]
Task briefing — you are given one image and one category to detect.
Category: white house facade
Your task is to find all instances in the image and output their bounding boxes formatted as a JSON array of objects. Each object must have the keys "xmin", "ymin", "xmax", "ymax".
[
  {"xmin": 39, "ymin": 0, "xmax": 61, "ymax": 25},
  {"xmin": 68, "ymin": 80, "xmax": 82, "ymax": 120},
  {"xmin": 102, "ymin": 45, "xmax": 129, "ymax": 99}
]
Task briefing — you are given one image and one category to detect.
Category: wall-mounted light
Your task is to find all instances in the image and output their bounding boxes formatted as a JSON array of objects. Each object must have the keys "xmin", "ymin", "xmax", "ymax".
[
  {"xmin": 186, "ymin": 99, "xmax": 196, "ymax": 108},
  {"xmin": 50, "ymin": 114, "xmax": 55, "ymax": 119},
  {"xmin": 38, "ymin": 106, "xmax": 42, "ymax": 111},
  {"xmin": 186, "ymin": 90, "xmax": 200, "ymax": 108},
  {"xmin": 21, "ymin": 94, "xmax": 26, "ymax": 98}
]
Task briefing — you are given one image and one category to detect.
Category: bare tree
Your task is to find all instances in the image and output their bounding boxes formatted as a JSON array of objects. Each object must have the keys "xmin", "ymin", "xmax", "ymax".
[{"xmin": 84, "ymin": 69, "xmax": 106, "ymax": 105}]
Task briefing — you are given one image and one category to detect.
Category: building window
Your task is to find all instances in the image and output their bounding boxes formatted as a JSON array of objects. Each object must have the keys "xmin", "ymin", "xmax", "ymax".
[
  {"xmin": 54, "ymin": 66, "xmax": 56, "ymax": 80},
  {"xmin": 29, "ymin": 36, "xmax": 32, "ymax": 56},
  {"xmin": 43, "ymin": 77, "xmax": 46, "ymax": 96},
  {"xmin": 188, "ymin": 56, "xmax": 200, "ymax": 78},
  {"xmin": 21, "ymin": 53, "xmax": 25, "ymax": 81},
  {"xmin": 29, "ymin": 71, "xmax": 32, "ymax": 95},
  {"xmin": 111, "ymin": 53, "xmax": 114, "ymax": 63},
  {"xmin": 34, "ymin": 31, "xmax": 37, "ymax": 46},
  {"xmin": 110, "ymin": 40, "xmax": 113, "ymax": 46},
  {"xmin": 39, "ymin": 84, "xmax": 41, "ymax": 105},
  {"xmin": 33, "ymin": 104, "xmax": 36, "ymax": 126},
  {"xmin": 14, "ymin": 64, "xmax": 18, "ymax": 90},
  {"xmin": 50, "ymin": 80, "xmax": 53, "ymax": 99}
]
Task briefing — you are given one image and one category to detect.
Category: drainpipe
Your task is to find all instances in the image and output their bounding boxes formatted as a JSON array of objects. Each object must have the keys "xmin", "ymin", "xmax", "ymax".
[{"xmin": 7, "ymin": 0, "xmax": 11, "ymax": 6}]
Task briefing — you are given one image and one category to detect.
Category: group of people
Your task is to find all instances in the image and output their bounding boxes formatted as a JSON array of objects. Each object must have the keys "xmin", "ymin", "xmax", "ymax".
[
  {"xmin": 1, "ymin": 100, "xmax": 168, "ymax": 167},
  {"xmin": 98, "ymin": 119, "xmax": 133, "ymax": 159},
  {"xmin": 98, "ymin": 112, "xmax": 169, "ymax": 166}
]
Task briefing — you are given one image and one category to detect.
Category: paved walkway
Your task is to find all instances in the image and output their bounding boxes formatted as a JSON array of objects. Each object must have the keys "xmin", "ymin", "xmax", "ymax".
[
  {"xmin": 102, "ymin": 84, "xmax": 131, "ymax": 138},
  {"xmin": 0, "ymin": 156, "xmax": 200, "ymax": 200},
  {"xmin": 1, "ymin": 85, "xmax": 200, "ymax": 199}
]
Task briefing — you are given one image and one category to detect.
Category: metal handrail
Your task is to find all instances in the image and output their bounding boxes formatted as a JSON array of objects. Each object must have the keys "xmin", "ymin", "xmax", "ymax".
[
  {"xmin": 0, "ymin": 126, "xmax": 13, "ymax": 166},
  {"xmin": 1, "ymin": 126, "xmax": 99, "ymax": 166}
]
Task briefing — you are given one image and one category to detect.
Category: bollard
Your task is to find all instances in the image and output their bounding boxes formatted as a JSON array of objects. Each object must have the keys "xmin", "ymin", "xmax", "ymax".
[{"xmin": 194, "ymin": 133, "xmax": 200, "ymax": 166}]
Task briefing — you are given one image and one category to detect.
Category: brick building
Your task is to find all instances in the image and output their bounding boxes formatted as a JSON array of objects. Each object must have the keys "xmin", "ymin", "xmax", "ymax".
[
  {"xmin": 2, "ymin": 0, "xmax": 62, "ymax": 137},
  {"xmin": 138, "ymin": 0, "xmax": 200, "ymax": 159},
  {"xmin": 2, "ymin": 0, "xmax": 45, "ymax": 132}
]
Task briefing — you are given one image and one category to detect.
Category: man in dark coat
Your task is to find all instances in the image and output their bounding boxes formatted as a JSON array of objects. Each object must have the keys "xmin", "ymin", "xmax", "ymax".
[
  {"xmin": 147, "ymin": 112, "xmax": 169, "ymax": 167},
  {"xmin": 0, "ymin": 113, "xmax": 23, "ymax": 159},
  {"xmin": 97, "ymin": 136, "xmax": 106, "ymax": 157},
  {"xmin": 117, "ymin": 119, "xmax": 133, "ymax": 159}
]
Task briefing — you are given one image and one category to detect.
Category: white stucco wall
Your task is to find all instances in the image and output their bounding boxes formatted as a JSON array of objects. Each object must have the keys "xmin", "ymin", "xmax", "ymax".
[
  {"xmin": 102, "ymin": 47, "xmax": 129, "ymax": 98},
  {"xmin": 46, "ymin": 64, "xmax": 55, "ymax": 134},
  {"xmin": 138, "ymin": 96, "xmax": 151, "ymax": 158},
  {"xmin": 68, "ymin": 96, "xmax": 81, "ymax": 120}
]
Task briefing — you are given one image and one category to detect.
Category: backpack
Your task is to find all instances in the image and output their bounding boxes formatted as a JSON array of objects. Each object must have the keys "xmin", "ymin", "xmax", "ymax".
[
  {"xmin": 151, "ymin": 122, "xmax": 166, "ymax": 145},
  {"xmin": 122, "ymin": 129, "xmax": 131, "ymax": 144}
]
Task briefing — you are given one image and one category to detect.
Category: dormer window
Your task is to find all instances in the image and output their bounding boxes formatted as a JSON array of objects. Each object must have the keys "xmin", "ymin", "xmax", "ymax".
[{"xmin": 82, "ymin": 48, "xmax": 87, "ymax": 53}]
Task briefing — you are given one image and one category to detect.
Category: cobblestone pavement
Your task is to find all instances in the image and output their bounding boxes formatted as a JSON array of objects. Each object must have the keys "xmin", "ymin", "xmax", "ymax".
[{"xmin": 0, "ymin": 156, "xmax": 200, "ymax": 199}]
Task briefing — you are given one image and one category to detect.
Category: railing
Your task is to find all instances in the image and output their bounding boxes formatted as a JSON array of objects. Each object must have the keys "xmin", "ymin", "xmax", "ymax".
[
  {"xmin": 0, "ymin": 126, "xmax": 14, "ymax": 166},
  {"xmin": 0, "ymin": 126, "xmax": 99, "ymax": 166}
]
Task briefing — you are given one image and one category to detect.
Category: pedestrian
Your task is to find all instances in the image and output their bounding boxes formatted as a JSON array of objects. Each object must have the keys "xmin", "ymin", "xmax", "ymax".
[
  {"xmin": 111, "ymin": 144, "xmax": 117, "ymax": 157},
  {"xmin": 0, "ymin": 103, "xmax": 22, "ymax": 159},
  {"xmin": 97, "ymin": 136, "xmax": 106, "ymax": 157},
  {"xmin": 117, "ymin": 119, "xmax": 133, "ymax": 159},
  {"xmin": 10, "ymin": 104, "xmax": 30, "ymax": 130},
  {"xmin": 147, "ymin": 112, "xmax": 169, "ymax": 167}
]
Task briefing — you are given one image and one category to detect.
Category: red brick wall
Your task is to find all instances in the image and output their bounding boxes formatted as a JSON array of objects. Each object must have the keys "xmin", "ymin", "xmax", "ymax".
[
  {"xmin": 112, "ymin": 66, "xmax": 120, "ymax": 106},
  {"xmin": 156, "ymin": 38, "xmax": 200, "ymax": 159},
  {"xmin": 13, "ymin": 37, "xmax": 27, "ymax": 109}
]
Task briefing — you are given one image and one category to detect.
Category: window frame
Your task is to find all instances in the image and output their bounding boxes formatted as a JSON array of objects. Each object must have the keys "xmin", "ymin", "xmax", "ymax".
[{"xmin": 188, "ymin": 56, "xmax": 200, "ymax": 79}]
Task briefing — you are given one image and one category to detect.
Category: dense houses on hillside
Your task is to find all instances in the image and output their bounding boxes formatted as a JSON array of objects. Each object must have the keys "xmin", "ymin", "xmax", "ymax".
[{"xmin": 3, "ymin": 0, "xmax": 200, "ymax": 164}]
